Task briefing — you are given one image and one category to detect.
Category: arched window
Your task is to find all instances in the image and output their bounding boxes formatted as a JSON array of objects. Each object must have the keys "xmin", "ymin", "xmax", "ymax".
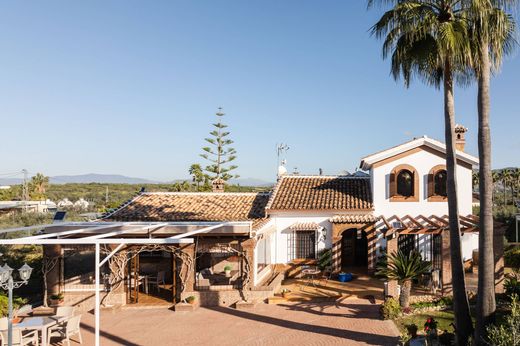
[
  {"xmin": 428, "ymin": 165, "xmax": 448, "ymax": 201},
  {"xmin": 397, "ymin": 170, "xmax": 414, "ymax": 197},
  {"xmin": 434, "ymin": 170, "xmax": 447, "ymax": 197},
  {"xmin": 390, "ymin": 164, "xmax": 419, "ymax": 202}
]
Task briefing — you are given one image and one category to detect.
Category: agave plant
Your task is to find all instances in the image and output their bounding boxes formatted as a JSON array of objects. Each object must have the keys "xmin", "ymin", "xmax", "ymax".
[{"xmin": 377, "ymin": 250, "xmax": 431, "ymax": 308}]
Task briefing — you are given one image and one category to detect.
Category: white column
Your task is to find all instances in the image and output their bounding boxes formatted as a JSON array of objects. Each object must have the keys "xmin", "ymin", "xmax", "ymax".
[{"xmin": 95, "ymin": 242, "xmax": 100, "ymax": 346}]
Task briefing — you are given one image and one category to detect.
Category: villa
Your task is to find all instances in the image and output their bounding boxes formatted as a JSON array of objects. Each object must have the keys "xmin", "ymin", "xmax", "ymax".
[{"xmin": 9, "ymin": 126, "xmax": 504, "ymax": 313}]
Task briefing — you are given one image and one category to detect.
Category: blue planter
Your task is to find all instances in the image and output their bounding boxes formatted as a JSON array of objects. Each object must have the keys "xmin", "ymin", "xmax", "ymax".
[{"xmin": 338, "ymin": 273, "xmax": 353, "ymax": 282}]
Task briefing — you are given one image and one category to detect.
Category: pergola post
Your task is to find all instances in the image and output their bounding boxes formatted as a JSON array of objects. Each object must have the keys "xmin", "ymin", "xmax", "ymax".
[
  {"xmin": 240, "ymin": 238, "xmax": 256, "ymax": 291},
  {"xmin": 385, "ymin": 233, "xmax": 399, "ymax": 298}
]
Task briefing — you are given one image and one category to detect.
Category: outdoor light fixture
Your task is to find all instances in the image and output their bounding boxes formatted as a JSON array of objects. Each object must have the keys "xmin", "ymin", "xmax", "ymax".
[{"xmin": 0, "ymin": 262, "xmax": 33, "ymax": 346}]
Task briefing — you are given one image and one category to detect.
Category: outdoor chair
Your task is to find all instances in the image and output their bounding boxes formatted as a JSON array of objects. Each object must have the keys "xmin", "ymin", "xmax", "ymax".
[
  {"xmin": 55, "ymin": 306, "xmax": 75, "ymax": 318},
  {"xmin": 319, "ymin": 266, "xmax": 333, "ymax": 284},
  {"xmin": 47, "ymin": 314, "xmax": 82, "ymax": 346},
  {"xmin": 0, "ymin": 317, "xmax": 39, "ymax": 346},
  {"xmin": 148, "ymin": 271, "xmax": 166, "ymax": 293}
]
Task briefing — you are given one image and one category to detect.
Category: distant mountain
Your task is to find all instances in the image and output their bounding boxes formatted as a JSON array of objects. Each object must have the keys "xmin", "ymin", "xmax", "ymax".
[
  {"xmin": 50, "ymin": 174, "xmax": 160, "ymax": 184},
  {"xmin": 229, "ymin": 178, "xmax": 274, "ymax": 187},
  {"xmin": 0, "ymin": 174, "xmax": 273, "ymax": 186}
]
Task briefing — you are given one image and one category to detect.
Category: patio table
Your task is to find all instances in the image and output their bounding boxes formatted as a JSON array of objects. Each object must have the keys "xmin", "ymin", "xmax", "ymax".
[
  {"xmin": 9, "ymin": 315, "xmax": 67, "ymax": 346},
  {"xmin": 300, "ymin": 268, "xmax": 321, "ymax": 291}
]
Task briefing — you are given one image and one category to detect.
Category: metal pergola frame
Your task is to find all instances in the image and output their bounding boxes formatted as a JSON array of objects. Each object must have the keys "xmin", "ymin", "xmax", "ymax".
[{"xmin": 0, "ymin": 220, "xmax": 251, "ymax": 346}]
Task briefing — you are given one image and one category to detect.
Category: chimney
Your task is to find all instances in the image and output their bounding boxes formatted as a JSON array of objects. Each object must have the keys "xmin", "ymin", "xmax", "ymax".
[
  {"xmin": 211, "ymin": 178, "xmax": 225, "ymax": 193},
  {"xmin": 455, "ymin": 124, "xmax": 468, "ymax": 151}
]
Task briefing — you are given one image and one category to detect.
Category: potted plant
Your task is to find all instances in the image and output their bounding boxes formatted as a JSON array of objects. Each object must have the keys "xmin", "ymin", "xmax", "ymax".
[
  {"xmin": 185, "ymin": 296, "xmax": 196, "ymax": 305},
  {"xmin": 424, "ymin": 317, "xmax": 438, "ymax": 339},
  {"xmin": 281, "ymin": 288, "xmax": 291, "ymax": 298},
  {"xmin": 49, "ymin": 293, "xmax": 64, "ymax": 306},
  {"xmin": 224, "ymin": 265, "xmax": 232, "ymax": 278}
]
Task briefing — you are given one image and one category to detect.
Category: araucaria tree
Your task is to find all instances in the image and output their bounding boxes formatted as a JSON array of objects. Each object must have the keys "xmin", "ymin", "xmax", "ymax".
[
  {"xmin": 368, "ymin": 1, "xmax": 474, "ymax": 343},
  {"xmin": 200, "ymin": 108, "xmax": 239, "ymax": 181}
]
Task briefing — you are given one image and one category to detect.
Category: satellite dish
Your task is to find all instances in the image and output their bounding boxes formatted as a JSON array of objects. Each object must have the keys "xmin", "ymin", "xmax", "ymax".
[{"xmin": 278, "ymin": 165, "xmax": 288, "ymax": 176}]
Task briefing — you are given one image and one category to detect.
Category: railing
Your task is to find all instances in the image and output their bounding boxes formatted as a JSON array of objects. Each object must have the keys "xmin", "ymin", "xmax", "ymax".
[{"xmin": 63, "ymin": 272, "xmax": 103, "ymax": 292}]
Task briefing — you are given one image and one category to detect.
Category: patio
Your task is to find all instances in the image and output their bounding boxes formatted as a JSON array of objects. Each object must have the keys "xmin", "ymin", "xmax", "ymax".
[{"xmin": 76, "ymin": 299, "xmax": 400, "ymax": 345}]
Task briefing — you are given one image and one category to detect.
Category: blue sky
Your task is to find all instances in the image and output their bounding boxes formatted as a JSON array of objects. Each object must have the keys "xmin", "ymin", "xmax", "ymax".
[{"xmin": 1, "ymin": 1, "xmax": 519, "ymax": 182}]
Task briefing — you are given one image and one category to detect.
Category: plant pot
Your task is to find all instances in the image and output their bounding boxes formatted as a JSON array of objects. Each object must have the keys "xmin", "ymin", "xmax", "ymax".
[
  {"xmin": 282, "ymin": 292, "xmax": 290, "ymax": 299},
  {"xmin": 224, "ymin": 270, "xmax": 231, "ymax": 278},
  {"xmin": 50, "ymin": 299, "xmax": 63, "ymax": 306}
]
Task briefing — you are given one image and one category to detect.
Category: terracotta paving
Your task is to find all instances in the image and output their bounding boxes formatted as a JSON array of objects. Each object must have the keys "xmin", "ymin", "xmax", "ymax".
[{"xmin": 73, "ymin": 299, "xmax": 400, "ymax": 346}]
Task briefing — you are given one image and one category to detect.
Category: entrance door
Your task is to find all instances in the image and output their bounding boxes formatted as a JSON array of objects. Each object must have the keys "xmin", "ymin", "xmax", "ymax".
[{"xmin": 341, "ymin": 228, "xmax": 368, "ymax": 269}]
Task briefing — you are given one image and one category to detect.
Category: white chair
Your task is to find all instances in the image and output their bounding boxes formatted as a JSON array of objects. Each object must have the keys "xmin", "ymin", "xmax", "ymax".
[
  {"xmin": 55, "ymin": 306, "xmax": 75, "ymax": 318},
  {"xmin": 148, "ymin": 271, "xmax": 166, "ymax": 293},
  {"xmin": 47, "ymin": 314, "xmax": 82, "ymax": 346},
  {"xmin": 0, "ymin": 317, "xmax": 39, "ymax": 346}
]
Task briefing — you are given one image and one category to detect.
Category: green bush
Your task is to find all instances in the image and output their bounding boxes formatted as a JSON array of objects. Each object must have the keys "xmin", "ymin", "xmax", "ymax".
[
  {"xmin": 380, "ymin": 297, "xmax": 401, "ymax": 320},
  {"xmin": 223, "ymin": 265, "xmax": 232, "ymax": 271},
  {"xmin": 0, "ymin": 293, "xmax": 27, "ymax": 317},
  {"xmin": 505, "ymin": 247, "xmax": 520, "ymax": 268},
  {"xmin": 505, "ymin": 272, "xmax": 520, "ymax": 299},
  {"xmin": 487, "ymin": 294, "xmax": 520, "ymax": 346},
  {"xmin": 317, "ymin": 249, "xmax": 332, "ymax": 270}
]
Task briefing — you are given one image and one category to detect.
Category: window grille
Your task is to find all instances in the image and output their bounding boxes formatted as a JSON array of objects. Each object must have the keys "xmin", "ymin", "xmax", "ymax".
[
  {"xmin": 432, "ymin": 234, "xmax": 442, "ymax": 271},
  {"xmin": 288, "ymin": 230, "xmax": 316, "ymax": 260},
  {"xmin": 398, "ymin": 234, "xmax": 415, "ymax": 255}
]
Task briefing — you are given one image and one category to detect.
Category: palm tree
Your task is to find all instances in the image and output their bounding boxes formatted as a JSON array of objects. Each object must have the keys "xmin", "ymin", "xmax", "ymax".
[
  {"xmin": 368, "ymin": 1, "xmax": 474, "ymax": 342},
  {"xmin": 377, "ymin": 251, "xmax": 431, "ymax": 308},
  {"xmin": 30, "ymin": 173, "xmax": 50, "ymax": 201},
  {"xmin": 466, "ymin": 1, "xmax": 518, "ymax": 342},
  {"xmin": 188, "ymin": 164, "xmax": 206, "ymax": 189},
  {"xmin": 512, "ymin": 168, "xmax": 520, "ymax": 205}
]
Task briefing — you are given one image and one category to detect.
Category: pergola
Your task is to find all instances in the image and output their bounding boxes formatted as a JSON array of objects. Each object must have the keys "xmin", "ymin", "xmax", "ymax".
[
  {"xmin": 380, "ymin": 214, "xmax": 480, "ymax": 236},
  {"xmin": 0, "ymin": 220, "xmax": 253, "ymax": 346}
]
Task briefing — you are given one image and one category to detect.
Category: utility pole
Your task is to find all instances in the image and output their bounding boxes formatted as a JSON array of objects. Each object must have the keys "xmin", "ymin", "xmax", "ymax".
[{"xmin": 21, "ymin": 169, "xmax": 29, "ymax": 212}]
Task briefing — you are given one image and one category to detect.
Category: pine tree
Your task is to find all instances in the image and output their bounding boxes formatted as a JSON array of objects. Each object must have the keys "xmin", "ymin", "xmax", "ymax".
[{"xmin": 200, "ymin": 108, "xmax": 239, "ymax": 181}]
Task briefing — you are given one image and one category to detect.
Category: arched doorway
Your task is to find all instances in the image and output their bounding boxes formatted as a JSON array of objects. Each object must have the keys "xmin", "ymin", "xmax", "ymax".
[{"xmin": 341, "ymin": 228, "xmax": 368, "ymax": 269}]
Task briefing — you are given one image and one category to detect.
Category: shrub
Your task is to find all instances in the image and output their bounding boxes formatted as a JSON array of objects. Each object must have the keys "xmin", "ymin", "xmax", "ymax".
[
  {"xmin": 185, "ymin": 296, "xmax": 196, "ymax": 304},
  {"xmin": 505, "ymin": 272, "xmax": 520, "ymax": 299},
  {"xmin": 223, "ymin": 265, "xmax": 232, "ymax": 271},
  {"xmin": 50, "ymin": 293, "xmax": 64, "ymax": 300},
  {"xmin": 317, "ymin": 249, "xmax": 332, "ymax": 270},
  {"xmin": 505, "ymin": 247, "xmax": 520, "ymax": 268},
  {"xmin": 380, "ymin": 297, "xmax": 401, "ymax": 320},
  {"xmin": 487, "ymin": 294, "xmax": 520, "ymax": 346},
  {"xmin": 0, "ymin": 294, "xmax": 27, "ymax": 317}
]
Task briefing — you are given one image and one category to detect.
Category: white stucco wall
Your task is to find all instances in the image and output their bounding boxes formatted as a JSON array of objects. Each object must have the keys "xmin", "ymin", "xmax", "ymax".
[
  {"xmin": 370, "ymin": 148, "xmax": 477, "ymax": 259},
  {"xmin": 371, "ymin": 149, "xmax": 473, "ymax": 217},
  {"xmin": 267, "ymin": 211, "xmax": 337, "ymax": 264}
]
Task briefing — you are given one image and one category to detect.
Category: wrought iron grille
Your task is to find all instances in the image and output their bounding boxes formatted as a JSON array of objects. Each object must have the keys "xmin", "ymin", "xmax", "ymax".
[
  {"xmin": 288, "ymin": 231, "xmax": 316, "ymax": 260},
  {"xmin": 398, "ymin": 234, "xmax": 416, "ymax": 255},
  {"xmin": 432, "ymin": 234, "xmax": 442, "ymax": 271}
]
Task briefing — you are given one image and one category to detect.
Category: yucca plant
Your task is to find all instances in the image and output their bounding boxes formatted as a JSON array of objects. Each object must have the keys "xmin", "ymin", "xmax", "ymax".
[{"xmin": 377, "ymin": 250, "xmax": 431, "ymax": 308}]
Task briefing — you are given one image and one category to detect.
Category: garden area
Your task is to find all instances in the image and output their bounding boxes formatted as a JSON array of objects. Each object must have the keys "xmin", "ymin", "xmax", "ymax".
[{"xmin": 379, "ymin": 249, "xmax": 520, "ymax": 345}]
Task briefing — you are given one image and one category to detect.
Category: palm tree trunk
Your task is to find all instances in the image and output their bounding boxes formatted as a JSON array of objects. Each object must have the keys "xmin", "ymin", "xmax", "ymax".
[
  {"xmin": 443, "ymin": 60, "xmax": 473, "ymax": 345},
  {"xmin": 400, "ymin": 280, "xmax": 411, "ymax": 308},
  {"xmin": 475, "ymin": 39, "xmax": 496, "ymax": 345}
]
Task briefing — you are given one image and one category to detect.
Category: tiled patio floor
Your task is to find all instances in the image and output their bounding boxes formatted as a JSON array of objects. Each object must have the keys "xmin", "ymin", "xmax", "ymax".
[{"xmin": 73, "ymin": 298, "xmax": 400, "ymax": 346}]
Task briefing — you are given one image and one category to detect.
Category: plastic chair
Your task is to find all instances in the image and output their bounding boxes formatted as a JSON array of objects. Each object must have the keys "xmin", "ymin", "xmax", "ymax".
[
  {"xmin": 47, "ymin": 314, "xmax": 82, "ymax": 346},
  {"xmin": 0, "ymin": 317, "xmax": 39, "ymax": 346}
]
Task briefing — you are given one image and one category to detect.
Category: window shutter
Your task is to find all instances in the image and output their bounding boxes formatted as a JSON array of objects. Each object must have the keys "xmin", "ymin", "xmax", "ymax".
[
  {"xmin": 428, "ymin": 172, "xmax": 434, "ymax": 197},
  {"xmin": 389, "ymin": 171, "xmax": 396, "ymax": 197}
]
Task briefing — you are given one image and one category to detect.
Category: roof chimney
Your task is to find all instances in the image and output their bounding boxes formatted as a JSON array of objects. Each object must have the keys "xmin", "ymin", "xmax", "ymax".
[
  {"xmin": 455, "ymin": 124, "xmax": 468, "ymax": 151},
  {"xmin": 212, "ymin": 178, "xmax": 225, "ymax": 193}
]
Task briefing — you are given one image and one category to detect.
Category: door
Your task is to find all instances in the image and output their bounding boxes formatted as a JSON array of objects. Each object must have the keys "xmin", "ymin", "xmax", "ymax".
[{"xmin": 341, "ymin": 229, "xmax": 356, "ymax": 267}]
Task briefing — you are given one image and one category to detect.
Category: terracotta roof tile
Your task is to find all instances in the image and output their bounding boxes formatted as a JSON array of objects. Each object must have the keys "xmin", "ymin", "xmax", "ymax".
[
  {"xmin": 267, "ymin": 176, "xmax": 373, "ymax": 211},
  {"xmin": 289, "ymin": 222, "xmax": 322, "ymax": 231},
  {"xmin": 329, "ymin": 214, "xmax": 379, "ymax": 224},
  {"xmin": 106, "ymin": 192, "xmax": 270, "ymax": 229}
]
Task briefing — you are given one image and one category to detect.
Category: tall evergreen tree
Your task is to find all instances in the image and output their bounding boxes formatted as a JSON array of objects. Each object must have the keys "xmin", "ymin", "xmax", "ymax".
[{"xmin": 200, "ymin": 108, "xmax": 239, "ymax": 181}]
